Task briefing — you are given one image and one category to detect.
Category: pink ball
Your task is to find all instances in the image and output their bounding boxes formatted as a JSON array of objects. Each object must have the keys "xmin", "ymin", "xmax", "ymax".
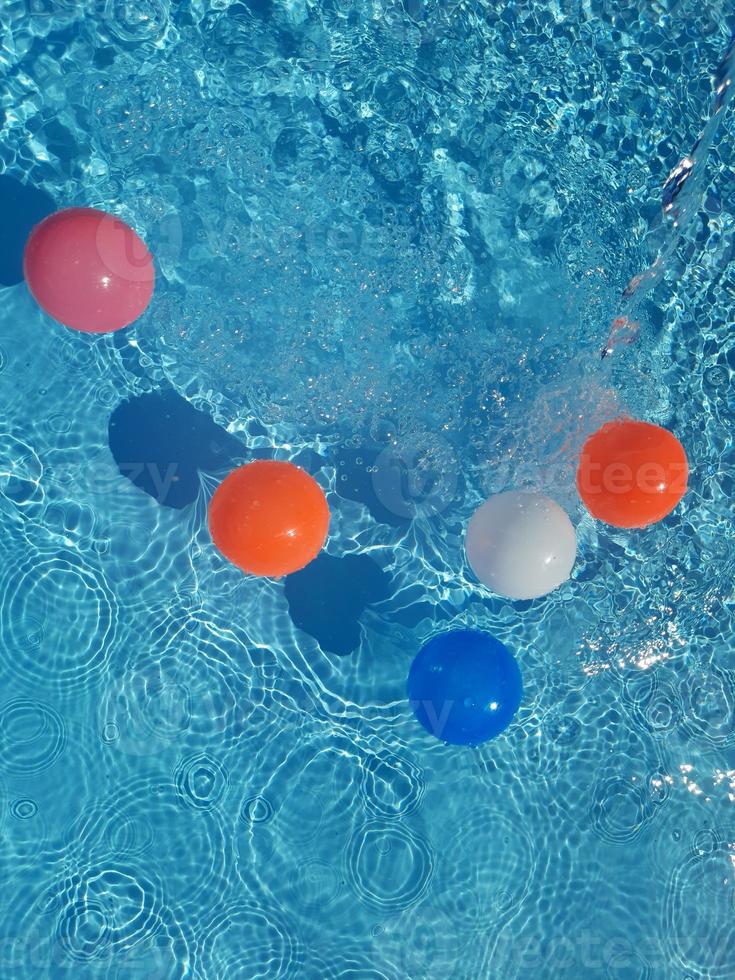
[{"xmin": 23, "ymin": 207, "xmax": 155, "ymax": 334}]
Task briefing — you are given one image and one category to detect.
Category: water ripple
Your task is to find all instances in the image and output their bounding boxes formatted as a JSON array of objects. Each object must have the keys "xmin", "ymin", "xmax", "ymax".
[
  {"xmin": 590, "ymin": 775, "xmax": 655, "ymax": 845},
  {"xmin": 65, "ymin": 775, "xmax": 229, "ymax": 920},
  {"xmin": 10, "ymin": 798, "xmax": 38, "ymax": 820},
  {"xmin": 283, "ymin": 859, "xmax": 342, "ymax": 916},
  {"xmin": 621, "ymin": 666, "xmax": 684, "ymax": 738},
  {"xmin": 344, "ymin": 817, "xmax": 435, "ymax": 915},
  {"xmin": 4, "ymin": 798, "xmax": 51, "ymax": 873},
  {"xmin": 250, "ymin": 737, "xmax": 361, "ymax": 849},
  {"xmin": 359, "ymin": 750, "xmax": 425, "ymax": 819},
  {"xmin": 199, "ymin": 900, "xmax": 303, "ymax": 980},
  {"xmin": 0, "ymin": 550, "xmax": 117, "ymax": 694},
  {"xmin": 2, "ymin": 2, "xmax": 734, "ymax": 974},
  {"xmin": 663, "ymin": 835, "xmax": 735, "ymax": 978},
  {"xmin": 239, "ymin": 795, "xmax": 274, "ymax": 825},
  {"xmin": 436, "ymin": 807, "xmax": 536, "ymax": 935},
  {"xmin": 97, "ymin": 612, "xmax": 268, "ymax": 758},
  {"xmin": 174, "ymin": 752, "xmax": 229, "ymax": 812},
  {"xmin": 48, "ymin": 864, "xmax": 157, "ymax": 961},
  {"xmin": 4, "ymin": 855, "xmax": 192, "ymax": 979},
  {"xmin": 235, "ymin": 735, "xmax": 362, "ymax": 918},
  {"xmin": 311, "ymin": 946, "xmax": 397, "ymax": 980},
  {"xmin": 0, "ymin": 699, "xmax": 66, "ymax": 776},
  {"xmin": 44, "ymin": 865, "xmax": 190, "ymax": 977},
  {"xmin": 605, "ymin": 944, "xmax": 653, "ymax": 980},
  {"xmin": 103, "ymin": 0, "xmax": 172, "ymax": 44},
  {"xmin": 371, "ymin": 901, "xmax": 462, "ymax": 979},
  {"xmin": 0, "ymin": 432, "xmax": 44, "ymax": 522},
  {"xmin": 679, "ymin": 663, "xmax": 735, "ymax": 748}
]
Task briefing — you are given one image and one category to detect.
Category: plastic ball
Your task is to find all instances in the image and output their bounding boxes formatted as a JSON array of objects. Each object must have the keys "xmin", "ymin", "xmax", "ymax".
[
  {"xmin": 208, "ymin": 460, "xmax": 330, "ymax": 578},
  {"xmin": 576, "ymin": 418, "xmax": 688, "ymax": 528},
  {"xmin": 407, "ymin": 629, "xmax": 522, "ymax": 745},
  {"xmin": 465, "ymin": 491, "xmax": 577, "ymax": 601},
  {"xmin": 23, "ymin": 207, "xmax": 154, "ymax": 333}
]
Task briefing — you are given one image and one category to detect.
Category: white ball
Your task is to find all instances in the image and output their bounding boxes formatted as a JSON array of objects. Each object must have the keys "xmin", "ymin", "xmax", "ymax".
[{"xmin": 465, "ymin": 491, "xmax": 577, "ymax": 600}]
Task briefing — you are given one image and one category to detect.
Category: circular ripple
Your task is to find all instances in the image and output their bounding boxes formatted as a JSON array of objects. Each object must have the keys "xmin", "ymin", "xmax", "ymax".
[
  {"xmin": 0, "ymin": 699, "xmax": 66, "ymax": 775},
  {"xmin": 174, "ymin": 752, "xmax": 228, "ymax": 811},
  {"xmin": 680, "ymin": 664, "xmax": 735, "ymax": 748},
  {"xmin": 55, "ymin": 866, "xmax": 162, "ymax": 963},
  {"xmin": 98, "ymin": 613, "xmax": 266, "ymax": 758},
  {"xmin": 235, "ymin": 735, "xmax": 362, "ymax": 912},
  {"xmin": 199, "ymin": 901, "xmax": 302, "ymax": 979},
  {"xmin": 312, "ymin": 948, "xmax": 396, "ymax": 980},
  {"xmin": 101, "ymin": 806, "xmax": 156, "ymax": 859},
  {"xmin": 436, "ymin": 807, "xmax": 535, "ymax": 934},
  {"xmin": 663, "ymin": 839, "xmax": 735, "ymax": 978},
  {"xmin": 282, "ymin": 859, "xmax": 342, "ymax": 916},
  {"xmin": 359, "ymin": 751, "xmax": 425, "ymax": 819},
  {"xmin": 5, "ymin": 813, "xmax": 52, "ymax": 874},
  {"xmin": 64, "ymin": 775, "xmax": 228, "ymax": 920},
  {"xmin": 622, "ymin": 667, "xmax": 684, "ymax": 739},
  {"xmin": 5, "ymin": 865, "xmax": 189, "ymax": 978},
  {"xmin": 692, "ymin": 828, "xmax": 718, "ymax": 855},
  {"xmin": 345, "ymin": 818, "xmax": 435, "ymax": 915},
  {"xmin": 47, "ymin": 412, "xmax": 71, "ymax": 435},
  {"xmin": 101, "ymin": 722, "xmax": 120, "ymax": 743},
  {"xmin": 10, "ymin": 798, "xmax": 38, "ymax": 820},
  {"xmin": 372, "ymin": 902, "xmax": 460, "ymax": 979},
  {"xmin": 0, "ymin": 551, "xmax": 117, "ymax": 693},
  {"xmin": 590, "ymin": 775, "xmax": 653, "ymax": 845},
  {"xmin": 240, "ymin": 796, "xmax": 273, "ymax": 824},
  {"xmin": 248, "ymin": 737, "xmax": 360, "ymax": 849},
  {"xmin": 103, "ymin": 0, "xmax": 170, "ymax": 43},
  {"xmin": 546, "ymin": 713, "xmax": 583, "ymax": 747},
  {"xmin": 605, "ymin": 942, "xmax": 653, "ymax": 980}
]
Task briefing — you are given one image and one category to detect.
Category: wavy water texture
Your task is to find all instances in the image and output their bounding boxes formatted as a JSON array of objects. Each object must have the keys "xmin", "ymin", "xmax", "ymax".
[
  {"xmin": 602, "ymin": 30, "xmax": 735, "ymax": 356},
  {"xmin": 0, "ymin": 1, "xmax": 734, "ymax": 978}
]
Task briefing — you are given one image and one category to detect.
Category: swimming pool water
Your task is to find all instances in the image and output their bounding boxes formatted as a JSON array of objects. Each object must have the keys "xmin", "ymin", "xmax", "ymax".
[{"xmin": 1, "ymin": 1, "xmax": 735, "ymax": 977}]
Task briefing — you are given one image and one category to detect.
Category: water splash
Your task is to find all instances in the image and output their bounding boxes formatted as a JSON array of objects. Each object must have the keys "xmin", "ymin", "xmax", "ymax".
[{"xmin": 601, "ymin": 32, "xmax": 735, "ymax": 358}]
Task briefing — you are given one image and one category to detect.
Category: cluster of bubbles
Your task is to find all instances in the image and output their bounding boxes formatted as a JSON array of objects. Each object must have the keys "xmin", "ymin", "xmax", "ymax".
[{"xmin": 8, "ymin": 0, "xmax": 723, "ymax": 451}]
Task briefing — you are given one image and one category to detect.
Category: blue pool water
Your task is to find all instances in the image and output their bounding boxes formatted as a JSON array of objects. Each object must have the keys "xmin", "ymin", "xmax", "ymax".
[{"xmin": 1, "ymin": 1, "xmax": 735, "ymax": 977}]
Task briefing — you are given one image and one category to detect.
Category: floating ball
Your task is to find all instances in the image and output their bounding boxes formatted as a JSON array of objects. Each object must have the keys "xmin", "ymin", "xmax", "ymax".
[
  {"xmin": 407, "ymin": 629, "xmax": 522, "ymax": 745},
  {"xmin": 577, "ymin": 418, "xmax": 688, "ymax": 528},
  {"xmin": 208, "ymin": 460, "xmax": 330, "ymax": 578},
  {"xmin": 23, "ymin": 207, "xmax": 154, "ymax": 333},
  {"xmin": 465, "ymin": 491, "xmax": 576, "ymax": 601}
]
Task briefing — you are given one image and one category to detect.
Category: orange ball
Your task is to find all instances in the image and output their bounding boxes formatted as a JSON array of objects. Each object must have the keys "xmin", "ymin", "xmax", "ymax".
[
  {"xmin": 208, "ymin": 461, "xmax": 330, "ymax": 577},
  {"xmin": 576, "ymin": 418, "xmax": 688, "ymax": 528}
]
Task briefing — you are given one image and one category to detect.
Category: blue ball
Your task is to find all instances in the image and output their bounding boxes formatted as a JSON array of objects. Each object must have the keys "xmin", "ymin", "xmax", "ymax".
[{"xmin": 407, "ymin": 629, "xmax": 522, "ymax": 745}]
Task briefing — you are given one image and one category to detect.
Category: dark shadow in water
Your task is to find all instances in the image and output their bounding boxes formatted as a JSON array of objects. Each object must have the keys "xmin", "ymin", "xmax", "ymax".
[
  {"xmin": 285, "ymin": 553, "xmax": 391, "ymax": 656},
  {"xmin": 0, "ymin": 175, "xmax": 56, "ymax": 287},
  {"xmin": 108, "ymin": 387, "xmax": 246, "ymax": 508}
]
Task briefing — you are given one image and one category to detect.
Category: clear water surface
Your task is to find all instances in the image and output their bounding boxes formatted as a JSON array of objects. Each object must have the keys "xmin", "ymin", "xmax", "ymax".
[{"xmin": 0, "ymin": 1, "xmax": 734, "ymax": 977}]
